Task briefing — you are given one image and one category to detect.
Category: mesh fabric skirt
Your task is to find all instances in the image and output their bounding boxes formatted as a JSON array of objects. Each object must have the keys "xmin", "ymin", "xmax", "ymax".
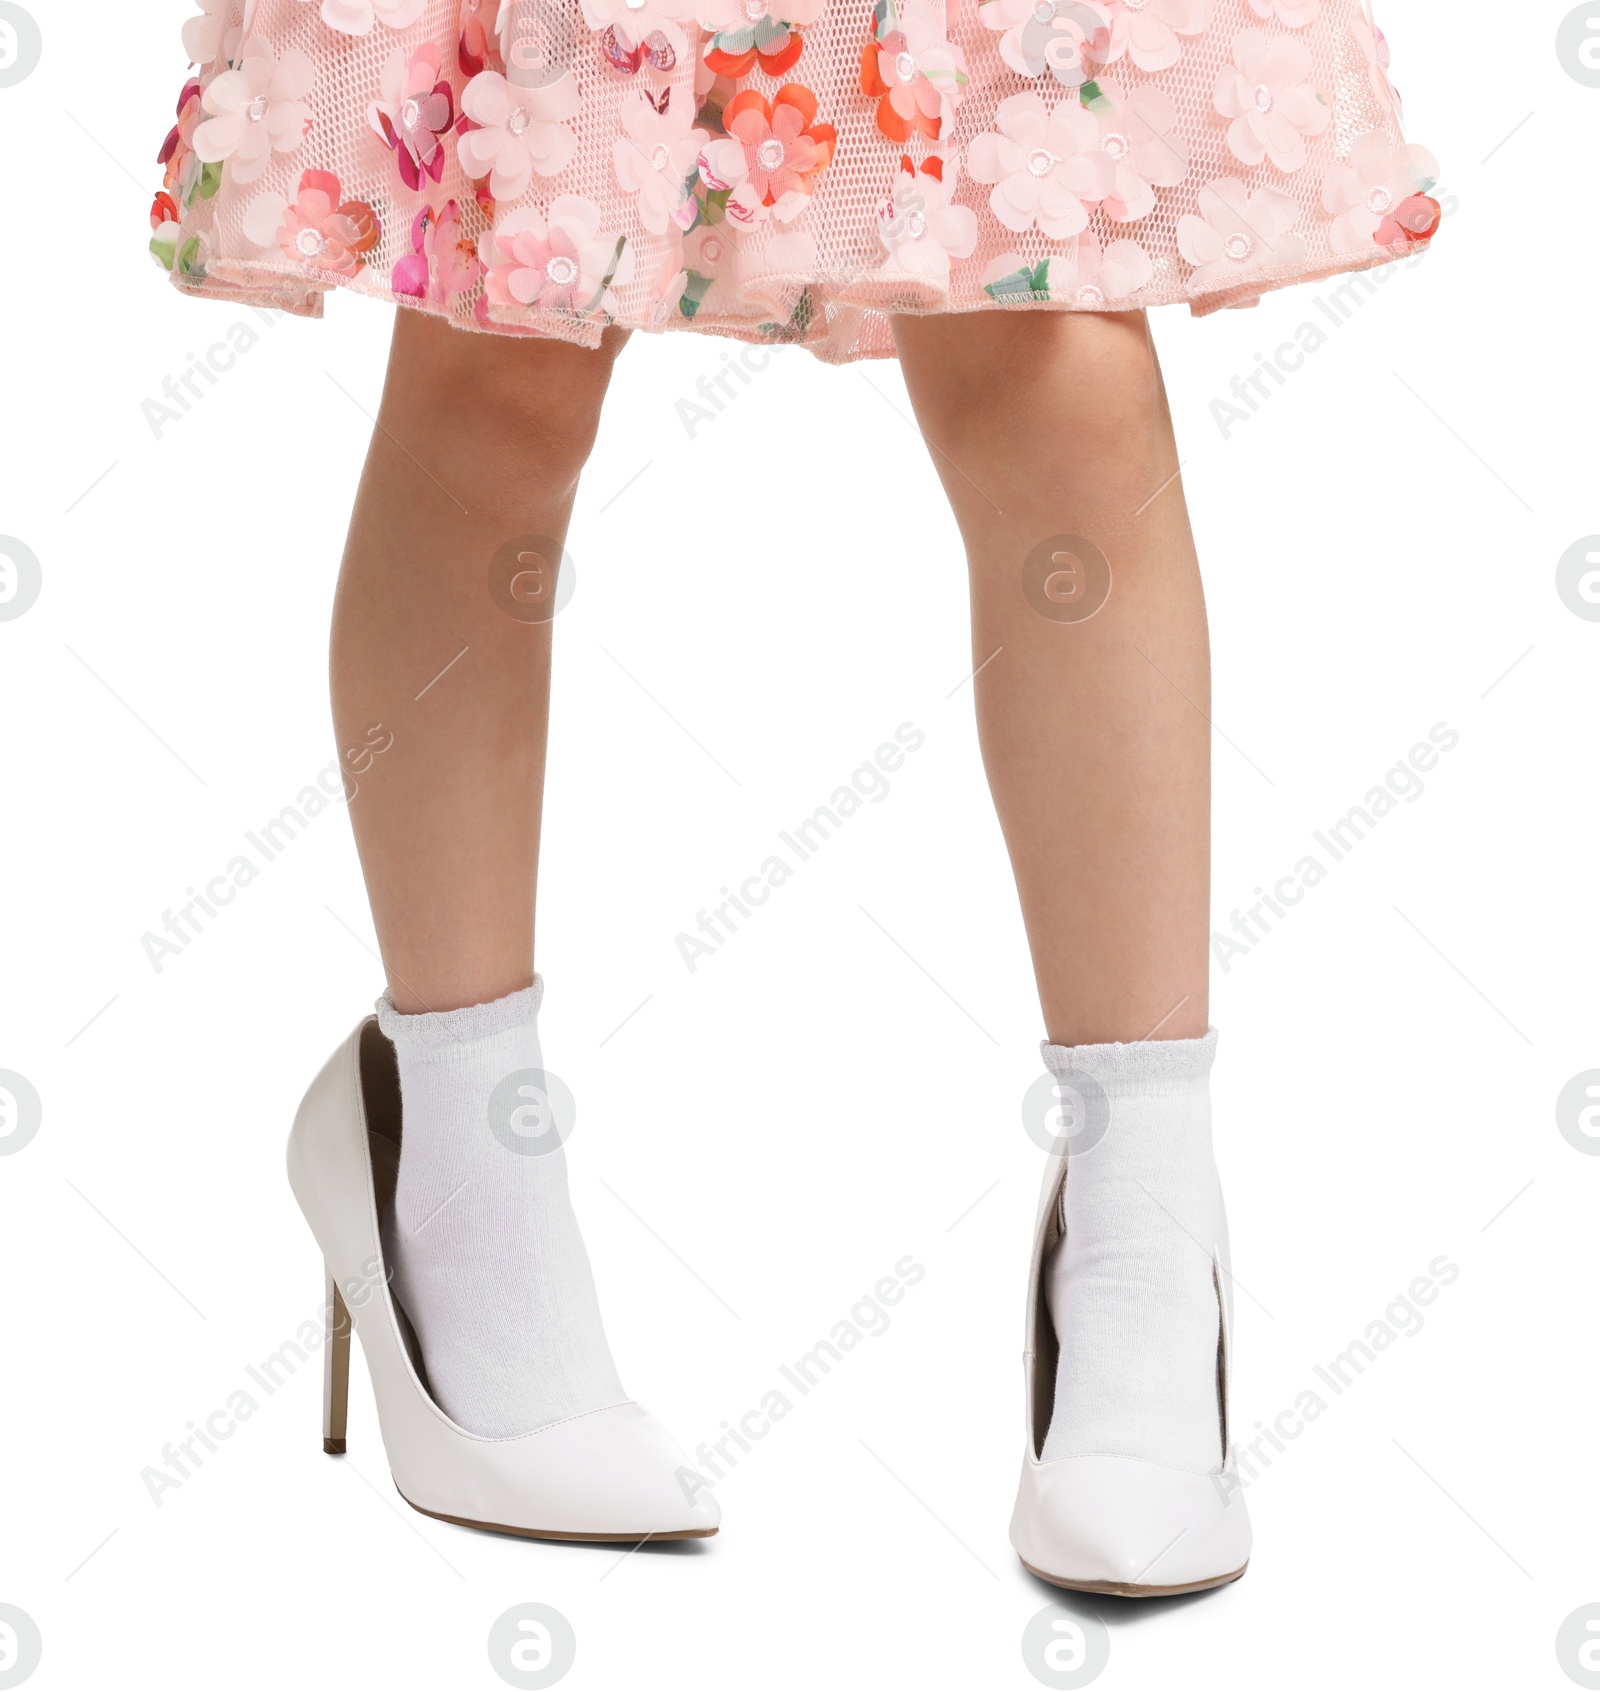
[{"xmin": 152, "ymin": 0, "xmax": 1441, "ymax": 363}]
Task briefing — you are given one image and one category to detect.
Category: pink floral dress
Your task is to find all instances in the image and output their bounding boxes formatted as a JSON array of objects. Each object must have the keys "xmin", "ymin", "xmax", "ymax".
[{"xmin": 152, "ymin": 0, "xmax": 1440, "ymax": 363}]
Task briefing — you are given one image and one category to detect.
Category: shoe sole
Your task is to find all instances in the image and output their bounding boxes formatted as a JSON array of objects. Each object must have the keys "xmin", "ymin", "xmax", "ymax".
[
  {"xmin": 398, "ymin": 1486, "xmax": 718, "ymax": 1543},
  {"xmin": 1019, "ymin": 1555, "xmax": 1247, "ymax": 1598}
]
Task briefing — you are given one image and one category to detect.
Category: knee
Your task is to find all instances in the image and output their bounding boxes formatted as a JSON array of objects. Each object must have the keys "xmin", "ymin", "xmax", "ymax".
[
  {"xmin": 920, "ymin": 311, "xmax": 1165, "ymax": 469},
  {"xmin": 381, "ymin": 313, "xmax": 626, "ymax": 495}
]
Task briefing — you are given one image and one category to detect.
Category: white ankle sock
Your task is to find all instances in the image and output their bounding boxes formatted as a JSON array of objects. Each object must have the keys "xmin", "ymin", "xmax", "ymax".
[
  {"xmin": 1038, "ymin": 1030, "xmax": 1229, "ymax": 1473},
  {"xmin": 376, "ymin": 978, "xmax": 627, "ymax": 1439}
]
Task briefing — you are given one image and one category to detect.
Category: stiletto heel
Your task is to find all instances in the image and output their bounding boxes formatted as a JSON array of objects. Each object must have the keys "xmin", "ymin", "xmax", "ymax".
[
  {"xmin": 288, "ymin": 1019, "xmax": 718, "ymax": 1540},
  {"xmin": 322, "ymin": 1267, "xmax": 350, "ymax": 1456}
]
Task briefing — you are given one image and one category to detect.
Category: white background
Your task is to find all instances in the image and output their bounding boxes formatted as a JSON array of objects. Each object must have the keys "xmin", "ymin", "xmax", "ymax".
[{"xmin": 2, "ymin": 1, "xmax": 1597, "ymax": 1687}]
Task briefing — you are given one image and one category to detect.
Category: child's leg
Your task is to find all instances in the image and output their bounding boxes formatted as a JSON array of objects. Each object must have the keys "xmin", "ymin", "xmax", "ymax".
[
  {"xmin": 328, "ymin": 312, "xmax": 630, "ymax": 1438},
  {"xmin": 331, "ymin": 308, "xmax": 628, "ymax": 1016},
  {"xmin": 891, "ymin": 310, "xmax": 1209, "ymax": 1048},
  {"xmin": 894, "ymin": 311, "xmax": 1235, "ymax": 1516}
]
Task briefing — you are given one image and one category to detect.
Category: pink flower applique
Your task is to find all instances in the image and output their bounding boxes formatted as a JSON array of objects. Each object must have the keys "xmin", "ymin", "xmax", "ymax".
[
  {"xmin": 859, "ymin": 0, "xmax": 970, "ymax": 144},
  {"xmin": 478, "ymin": 196, "xmax": 634, "ymax": 317},
  {"xmin": 976, "ymin": 0, "xmax": 1108, "ymax": 89},
  {"xmin": 243, "ymin": 168, "xmax": 381, "ymax": 278},
  {"xmin": 614, "ymin": 87, "xmax": 709, "ymax": 235},
  {"xmin": 458, "ymin": 69, "xmax": 582, "ymax": 201},
  {"xmin": 191, "ymin": 37, "xmax": 314, "ymax": 185},
  {"xmin": 699, "ymin": 0, "xmax": 826, "ymax": 80},
  {"xmin": 1322, "ymin": 133, "xmax": 1440, "ymax": 254},
  {"xmin": 967, "ymin": 92, "xmax": 1109, "ymax": 240},
  {"xmin": 981, "ymin": 230, "xmax": 1152, "ymax": 305},
  {"xmin": 182, "ymin": 0, "xmax": 240, "ymax": 68},
  {"xmin": 458, "ymin": 0, "xmax": 505, "ymax": 75},
  {"xmin": 1213, "ymin": 26, "xmax": 1329, "ymax": 174},
  {"xmin": 295, "ymin": 0, "xmax": 426, "ymax": 36},
  {"xmin": 876, "ymin": 153, "xmax": 978, "ymax": 287},
  {"xmin": 1080, "ymin": 77, "xmax": 1188, "ymax": 221},
  {"xmin": 393, "ymin": 199, "xmax": 483, "ymax": 301},
  {"xmin": 370, "ymin": 44, "xmax": 456, "ymax": 191},
  {"xmin": 158, "ymin": 76, "xmax": 221, "ymax": 209},
  {"xmin": 697, "ymin": 83, "xmax": 835, "ymax": 230},
  {"xmin": 1245, "ymin": 0, "xmax": 1319, "ymax": 28},
  {"xmin": 581, "ymin": 0, "xmax": 700, "ymax": 75},
  {"xmin": 1086, "ymin": 0, "xmax": 1213, "ymax": 75},
  {"xmin": 1177, "ymin": 176, "xmax": 1304, "ymax": 285}
]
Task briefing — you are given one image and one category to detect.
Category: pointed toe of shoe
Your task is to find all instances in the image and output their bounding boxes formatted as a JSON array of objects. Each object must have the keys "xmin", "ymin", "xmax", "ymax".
[
  {"xmin": 398, "ymin": 1401, "xmax": 720, "ymax": 1542},
  {"xmin": 1009, "ymin": 1454, "xmax": 1251, "ymax": 1596}
]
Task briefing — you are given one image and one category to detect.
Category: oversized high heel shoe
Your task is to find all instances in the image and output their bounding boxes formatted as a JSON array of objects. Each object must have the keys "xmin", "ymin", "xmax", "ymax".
[
  {"xmin": 288, "ymin": 1018, "xmax": 720, "ymax": 1541},
  {"xmin": 1008, "ymin": 1138, "xmax": 1250, "ymax": 1596}
]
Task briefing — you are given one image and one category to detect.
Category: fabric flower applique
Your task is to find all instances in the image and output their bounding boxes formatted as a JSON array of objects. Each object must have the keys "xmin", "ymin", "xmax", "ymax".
[
  {"xmin": 243, "ymin": 168, "xmax": 381, "ymax": 277},
  {"xmin": 876, "ymin": 154, "xmax": 978, "ymax": 287},
  {"xmin": 158, "ymin": 76, "xmax": 222, "ymax": 209},
  {"xmin": 369, "ymin": 44, "xmax": 455, "ymax": 190},
  {"xmin": 697, "ymin": 83, "xmax": 835, "ymax": 230},
  {"xmin": 1245, "ymin": 0, "xmax": 1319, "ymax": 27},
  {"xmin": 615, "ymin": 87, "xmax": 709, "ymax": 235},
  {"xmin": 675, "ymin": 223, "xmax": 738, "ymax": 317},
  {"xmin": 478, "ymin": 196, "xmax": 634, "ymax": 319},
  {"xmin": 860, "ymin": 0, "xmax": 970, "ymax": 143},
  {"xmin": 581, "ymin": 0, "xmax": 699, "ymax": 75},
  {"xmin": 982, "ymin": 229, "xmax": 1151, "ymax": 305},
  {"xmin": 967, "ymin": 92, "xmax": 1110, "ymax": 240},
  {"xmin": 182, "ymin": 0, "xmax": 242, "ymax": 68},
  {"xmin": 1080, "ymin": 77, "xmax": 1187, "ymax": 221},
  {"xmin": 1177, "ymin": 176, "xmax": 1304, "ymax": 285},
  {"xmin": 1213, "ymin": 27, "xmax": 1328, "ymax": 174},
  {"xmin": 1321, "ymin": 132, "xmax": 1439, "ymax": 254},
  {"xmin": 976, "ymin": 0, "xmax": 1108, "ymax": 90},
  {"xmin": 149, "ymin": 192, "xmax": 207, "ymax": 278},
  {"xmin": 700, "ymin": 0, "xmax": 825, "ymax": 79},
  {"xmin": 393, "ymin": 199, "xmax": 482, "ymax": 301},
  {"xmin": 295, "ymin": 0, "xmax": 426, "ymax": 36},
  {"xmin": 458, "ymin": 0, "xmax": 506, "ymax": 74},
  {"xmin": 191, "ymin": 38, "xmax": 314, "ymax": 185},
  {"xmin": 458, "ymin": 69, "xmax": 582, "ymax": 200},
  {"xmin": 1085, "ymin": 0, "xmax": 1212, "ymax": 76}
]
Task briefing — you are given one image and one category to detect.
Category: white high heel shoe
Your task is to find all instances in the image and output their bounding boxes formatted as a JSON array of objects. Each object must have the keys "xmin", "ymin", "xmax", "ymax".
[
  {"xmin": 1008, "ymin": 1135, "xmax": 1250, "ymax": 1595},
  {"xmin": 287, "ymin": 1017, "xmax": 720, "ymax": 1542}
]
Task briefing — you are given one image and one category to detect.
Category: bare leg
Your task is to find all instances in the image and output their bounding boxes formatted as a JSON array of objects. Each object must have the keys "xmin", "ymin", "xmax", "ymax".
[
  {"xmin": 330, "ymin": 310, "xmax": 627, "ymax": 1013},
  {"xmin": 892, "ymin": 310, "xmax": 1209, "ymax": 1047}
]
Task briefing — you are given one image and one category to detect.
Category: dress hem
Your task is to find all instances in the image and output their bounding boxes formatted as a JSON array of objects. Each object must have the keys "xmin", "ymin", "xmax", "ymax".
[{"xmin": 169, "ymin": 238, "xmax": 1433, "ymax": 364}]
